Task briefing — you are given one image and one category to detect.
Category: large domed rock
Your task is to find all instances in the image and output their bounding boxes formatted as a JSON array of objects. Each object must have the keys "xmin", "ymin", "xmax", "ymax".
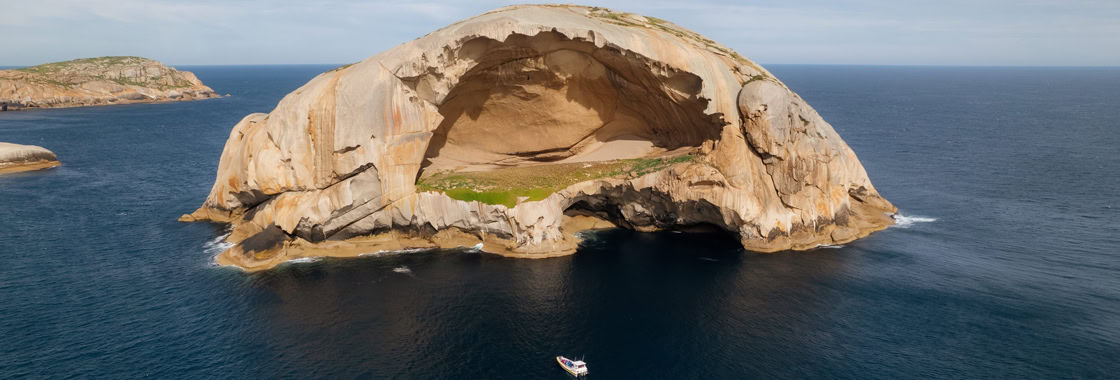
[{"xmin": 184, "ymin": 4, "xmax": 896, "ymax": 270}]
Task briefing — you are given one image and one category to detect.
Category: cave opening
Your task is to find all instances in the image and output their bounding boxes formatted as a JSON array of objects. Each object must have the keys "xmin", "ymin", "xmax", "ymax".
[
  {"xmin": 417, "ymin": 31, "xmax": 725, "ymax": 178},
  {"xmin": 562, "ymin": 198, "xmax": 743, "ymax": 249}
]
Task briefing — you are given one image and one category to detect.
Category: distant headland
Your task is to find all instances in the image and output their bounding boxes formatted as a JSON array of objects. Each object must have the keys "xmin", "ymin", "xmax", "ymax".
[{"xmin": 0, "ymin": 56, "xmax": 219, "ymax": 111}]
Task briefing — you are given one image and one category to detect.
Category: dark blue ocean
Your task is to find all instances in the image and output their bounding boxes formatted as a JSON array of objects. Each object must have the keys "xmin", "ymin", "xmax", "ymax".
[{"xmin": 1, "ymin": 65, "xmax": 1118, "ymax": 378}]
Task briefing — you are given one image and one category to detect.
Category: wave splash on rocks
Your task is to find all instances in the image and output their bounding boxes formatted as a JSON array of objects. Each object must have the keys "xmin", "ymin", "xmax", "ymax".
[{"xmin": 891, "ymin": 213, "xmax": 938, "ymax": 228}]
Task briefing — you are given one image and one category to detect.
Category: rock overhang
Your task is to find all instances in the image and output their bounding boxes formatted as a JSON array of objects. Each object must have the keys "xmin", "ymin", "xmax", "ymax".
[
  {"xmin": 420, "ymin": 30, "xmax": 725, "ymax": 173},
  {"xmin": 183, "ymin": 4, "xmax": 897, "ymax": 271}
]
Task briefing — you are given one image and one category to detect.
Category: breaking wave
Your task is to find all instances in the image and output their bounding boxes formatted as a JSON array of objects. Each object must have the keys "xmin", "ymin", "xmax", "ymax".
[
  {"xmin": 815, "ymin": 244, "xmax": 845, "ymax": 249},
  {"xmin": 284, "ymin": 257, "xmax": 322, "ymax": 265},
  {"xmin": 203, "ymin": 232, "xmax": 233, "ymax": 256},
  {"xmin": 359, "ymin": 248, "xmax": 431, "ymax": 258},
  {"xmin": 891, "ymin": 213, "xmax": 937, "ymax": 229},
  {"xmin": 203, "ymin": 232, "xmax": 234, "ymax": 268},
  {"xmin": 392, "ymin": 266, "xmax": 413, "ymax": 274}
]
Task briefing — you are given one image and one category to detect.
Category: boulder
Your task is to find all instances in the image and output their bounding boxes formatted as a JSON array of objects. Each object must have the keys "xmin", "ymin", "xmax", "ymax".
[{"xmin": 0, "ymin": 142, "xmax": 61, "ymax": 174}]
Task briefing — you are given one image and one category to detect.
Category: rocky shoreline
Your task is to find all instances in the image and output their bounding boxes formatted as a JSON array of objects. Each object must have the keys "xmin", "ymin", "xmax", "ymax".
[
  {"xmin": 0, "ymin": 56, "xmax": 219, "ymax": 111},
  {"xmin": 0, "ymin": 92, "xmax": 217, "ymax": 111}
]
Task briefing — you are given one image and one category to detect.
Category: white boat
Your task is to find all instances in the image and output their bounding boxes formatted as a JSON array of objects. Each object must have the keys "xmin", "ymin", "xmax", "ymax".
[{"xmin": 556, "ymin": 355, "xmax": 588, "ymax": 376}]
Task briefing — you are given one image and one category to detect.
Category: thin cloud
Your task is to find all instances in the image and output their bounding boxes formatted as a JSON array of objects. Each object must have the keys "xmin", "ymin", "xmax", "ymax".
[{"xmin": 2, "ymin": 0, "xmax": 1117, "ymax": 66}]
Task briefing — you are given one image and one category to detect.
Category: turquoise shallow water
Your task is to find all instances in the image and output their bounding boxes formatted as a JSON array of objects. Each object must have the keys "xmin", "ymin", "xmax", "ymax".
[{"xmin": 1, "ymin": 65, "xmax": 1118, "ymax": 378}]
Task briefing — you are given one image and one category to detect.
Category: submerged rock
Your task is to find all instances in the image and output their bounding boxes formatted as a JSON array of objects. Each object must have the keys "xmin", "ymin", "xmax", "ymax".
[
  {"xmin": 0, "ymin": 142, "xmax": 61, "ymax": 174},
  {"xmin": 0, "ymin": 56, "xmax": 219, "ymax": 110},
  {"xmin": 184, "ymin": 4, "xmax": 896, "ymax": 271}
]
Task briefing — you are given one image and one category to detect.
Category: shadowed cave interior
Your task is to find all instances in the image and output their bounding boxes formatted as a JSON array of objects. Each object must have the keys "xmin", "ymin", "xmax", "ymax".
[{"xmin": 417, "ymin": 31, "xmax": 727, "ymax": 177}]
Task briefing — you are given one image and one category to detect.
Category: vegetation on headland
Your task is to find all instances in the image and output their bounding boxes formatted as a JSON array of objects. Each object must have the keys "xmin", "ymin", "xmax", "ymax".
[
  {"xmin": 16, "ymin": 56, "xmax": 138, "ymax": 73},
  {"xmin": 417, "ymin": 154, "xmax": 695, "ymax": 207},
  {"xmin": 12, "ymin": 56, "xmax": 195, "ymax": 90}
]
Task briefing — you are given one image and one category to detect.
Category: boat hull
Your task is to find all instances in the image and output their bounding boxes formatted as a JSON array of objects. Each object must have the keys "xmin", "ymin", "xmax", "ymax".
[{"xmin": 556, "ymin": 356, "xmax": 587, "ymax": 376}]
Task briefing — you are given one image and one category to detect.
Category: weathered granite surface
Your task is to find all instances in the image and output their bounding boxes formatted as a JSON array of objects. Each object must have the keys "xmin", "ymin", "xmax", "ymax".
[{"xmin": 183, "ymin": 4, "xmax": 896, "ymax": 270}]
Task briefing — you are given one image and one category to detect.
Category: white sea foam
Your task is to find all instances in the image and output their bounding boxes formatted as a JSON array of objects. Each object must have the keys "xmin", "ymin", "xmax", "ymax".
[
  {"xmin": 891, "ymin": 213, "xmax": 937, "ymax": 229},
  {"xmin": 358, "ymin": 248, "xmax": 431, "ymax": 258},
  {"xmin": 815, "ymin": 244, "xmax": 845, "ymax": 249},
  {"xmin": 203, "ymin": 232, "xmax": 234, "ymax": 255},
  {"xmin": 392, "ymin": 266, "xmax": 413, "ymax": 274},
  {"xmin": 468, "ymin": 243, "xmax": 484, "ymax": 252},
  {"xmin": 284, "ymin": 257, "xmax": 322, "ymax": 264},
  {"xmin": 203, "ymin": 232, "xmax": 235, "ymax": 268}
]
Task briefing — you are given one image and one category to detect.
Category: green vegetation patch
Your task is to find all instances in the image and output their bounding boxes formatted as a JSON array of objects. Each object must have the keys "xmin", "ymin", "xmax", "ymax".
[
  {"xmin": 745, "ymin": 74, "xmax": 769, "ymax": 84},
  {"xmin": 442, "ymin": 188, "xmax": 555, "ymax": 208},
  {"xmin": 12, "ymin": 56, "xmax": 194, "ymax": 90},
  {"xmin": 326, "ymin": 62, "xmax": 357, "ymax": 73},
  {"xmin": 417, "ymin": 154, "xmax": 695, "ymax": 207},
  {"xmin": 16, "ymin": 56, "xmax": 147, "ymax": 73}
]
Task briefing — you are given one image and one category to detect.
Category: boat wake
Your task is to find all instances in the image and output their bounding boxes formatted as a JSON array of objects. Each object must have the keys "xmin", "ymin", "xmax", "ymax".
[{"xmin": 891, "ymin": 213, "xmax": 937, "ymax": 229}]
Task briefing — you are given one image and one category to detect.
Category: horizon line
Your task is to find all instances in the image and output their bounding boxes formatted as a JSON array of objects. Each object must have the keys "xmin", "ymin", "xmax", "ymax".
[
  {"xmin": 140, "ymin": 63, "xmax": 1120, "ymax": 69},
  {"xmin": 3, "ymin": 62, "xmax": 1119, "ymax": 69}
]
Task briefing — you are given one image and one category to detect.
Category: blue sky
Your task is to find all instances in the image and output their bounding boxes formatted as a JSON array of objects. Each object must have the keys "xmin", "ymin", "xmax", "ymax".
[{"xmin": 2, "ymin": 0, "xmax": 1118, "ymax": 66}]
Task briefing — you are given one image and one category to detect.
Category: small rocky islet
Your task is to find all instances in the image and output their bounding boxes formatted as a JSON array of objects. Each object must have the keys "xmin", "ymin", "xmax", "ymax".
[
  {"xmin": 0, "ymin": 142, "xmax": 61, "ymax": 174},
  {"xmin": 182, "ymin": 4, "xmax": 897, "ymax": 271}
]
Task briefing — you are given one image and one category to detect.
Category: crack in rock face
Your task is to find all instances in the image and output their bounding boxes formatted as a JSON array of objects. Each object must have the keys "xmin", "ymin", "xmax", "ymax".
[{"xmin": 181, "ymin": 4, "xmax": 897, "ymax": 271}]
